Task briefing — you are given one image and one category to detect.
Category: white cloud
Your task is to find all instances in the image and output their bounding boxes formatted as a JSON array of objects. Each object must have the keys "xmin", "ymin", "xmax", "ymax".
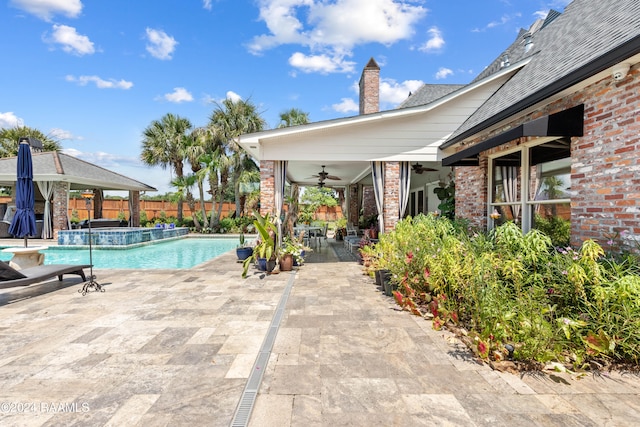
[
  {"xmin": 379, "ymin": 78, "xmax": 424, "ymax": 105},
  {"xmin": 226, "ymin": 91, "xmax": 242, "ymax": 102},
  {"xmin": 473, "ymin": 12, "xmax": 522, "ymax": 32},
  {"xmin": 45, "ymin": 24, "xmax": 95, "ymax": 56},
  {"xmin": 249, "ymin": 0, "xmax": 426, "ymax": 74},
  {"xmin": 203, "ymin": 0, "xmax": 212, "ymax": 10},
  {"xmin": 288, "ymin": 52, "xmax": 355, "ymax": 74},
  {"xmin": 0, "ymin": 112, "xmax": 23, "ymax": 128},
  {"xmin": 63, "ymin": 147, "xmax": 172, "ymax": 193},
  {"xmin": 66, "ymin": 75, "xmax": 134, "ymax": 89},
  {"xmin": 162, "ymin": 87, "xmax": 194, "ymax": 103},
  {"xmin": 10, "ymin": 0, "xmax": 82, "ymax": 21},
  {"xmin": 435, "ymin": 67, "xmax": 453, "ymax": 80},
  {"xmin": 145, "ymin": 28, "xmax": 178, "ymax": 60},
  {"xmin": 49, "ymin": 128, "xmax": 76, "ymax": 140},
  {"xmin": 332, "ymin": 98, "xmax": 358, "ymax": 114},
  {"xmin": 419, "ymin": 27, "xmax": 444, "ymax": 53}
]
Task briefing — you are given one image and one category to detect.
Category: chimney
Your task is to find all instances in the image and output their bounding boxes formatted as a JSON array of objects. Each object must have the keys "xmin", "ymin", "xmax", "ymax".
[{"xmin": 359, "ymin": 57, "xmax": 380, "ymax": 115}]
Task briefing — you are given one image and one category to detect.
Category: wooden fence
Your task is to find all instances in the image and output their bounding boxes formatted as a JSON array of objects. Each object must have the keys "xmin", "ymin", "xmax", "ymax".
[{"xmin": 0, "ymin": 197, "xmax": 343, "ymax": 221}]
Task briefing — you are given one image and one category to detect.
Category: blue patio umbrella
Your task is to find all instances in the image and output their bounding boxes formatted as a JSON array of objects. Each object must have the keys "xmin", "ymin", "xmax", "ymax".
[{"xmin": 9, "ymin": 140, "xmax": 37, "ymax": 246}]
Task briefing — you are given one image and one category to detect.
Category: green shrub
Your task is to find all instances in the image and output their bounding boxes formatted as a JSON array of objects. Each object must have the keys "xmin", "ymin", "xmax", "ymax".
[{"xmin": 378, "ymin": 215, "xmax": 640, "ymax": 368}]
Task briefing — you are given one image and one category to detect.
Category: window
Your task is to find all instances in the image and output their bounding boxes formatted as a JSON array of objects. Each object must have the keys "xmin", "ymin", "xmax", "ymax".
[{"xmin": 489, "ymin": 139, "xmax": 571, "ymax": 245}]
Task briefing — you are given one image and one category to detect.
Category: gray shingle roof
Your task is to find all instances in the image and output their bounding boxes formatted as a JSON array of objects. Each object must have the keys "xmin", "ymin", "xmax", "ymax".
[
  {"xmin": 398, "ymin": 84, "xmax": 465, "ymax": 109},
  {"xmin": 445, "ymin": 0, "xmax": 640, "ymax": 146},
  {"xmin": 0, "ymin": 151, "xmax": 156, "ymax": 192}
]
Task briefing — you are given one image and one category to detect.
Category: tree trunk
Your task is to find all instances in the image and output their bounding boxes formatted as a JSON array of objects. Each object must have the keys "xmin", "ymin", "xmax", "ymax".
[
  {"xmin": 93, "ymin": 189, "xmax": 104, "ymax": 219},
  {"xmin": 186, "ymin": 191, "xmax": 201, "ymax": 230},
  {"xmin": 197, "ymin": 180, "xmax": 207, "ymax": 227}
]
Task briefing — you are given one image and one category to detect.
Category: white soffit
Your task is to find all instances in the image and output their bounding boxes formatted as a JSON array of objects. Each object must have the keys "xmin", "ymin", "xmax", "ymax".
[{"xmin": 237, "ymin": 61, "xmax": 527, "ymax": 163}]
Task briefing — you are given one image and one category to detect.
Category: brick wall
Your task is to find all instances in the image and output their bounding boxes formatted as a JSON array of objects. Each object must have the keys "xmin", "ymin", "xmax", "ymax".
[
  {"xmin": 454, "ymin": 159, "xmax": 488, "ymax": 229},
  {"xmin": 362, "ymin": 186, "xmax": 377, "ymax": 218},
  {"xmin": 454, "ymin": 64, "xmax": 640, "ymax": 249},
  {"xmin": 260, "ymin": 160, "xmax": 275, "ymax": 217},
  {"xmin": 572, "ymin": 65, "xmax": 640, "ymax": 248}
]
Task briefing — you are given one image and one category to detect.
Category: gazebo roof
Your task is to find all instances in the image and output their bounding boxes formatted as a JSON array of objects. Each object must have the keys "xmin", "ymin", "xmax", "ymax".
[{"xmin": 0, "ymin": 151, "xmax": 156, "ymax": 192}]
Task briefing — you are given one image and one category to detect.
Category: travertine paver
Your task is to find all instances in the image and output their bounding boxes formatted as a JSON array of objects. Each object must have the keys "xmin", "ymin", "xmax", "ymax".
[
  {"xmin": 250, "ymin": 242, "xmax": 640, "ymax": 427},
  {"xmin": 0, "ymin": 239, "xmax": 639, "ymax": 426},
  {"xmin": 0, "ymin": 249, "xmax": 288, "ymax": 426}
]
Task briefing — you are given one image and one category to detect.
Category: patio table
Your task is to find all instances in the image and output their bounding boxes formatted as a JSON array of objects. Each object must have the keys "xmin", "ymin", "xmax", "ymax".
[{"xmin": 2, "ymin": 246, "xmax": 48, "ymax": 270}]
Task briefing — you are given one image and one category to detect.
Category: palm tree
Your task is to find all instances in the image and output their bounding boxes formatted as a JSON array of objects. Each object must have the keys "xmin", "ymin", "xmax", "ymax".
[
  {"xmin": 140, "ymin": 113, "xmax": 193, "ymax": 222},
  {"xmin": 184, "ymin": 126, "xmax": 217, "ymax": 229},
  {"xmin": 197, "ymin": 148, "xmax": 229, "ymax": 229},
  {"xmin": 208, "ymin": 98, "xmax": 266, "ymax": 217},
  {"xmin": 0, "ymin": 126, "xmax": 61, "ymax": 156},
  {"xmin": 277, "ymin": 108, "xmax": 310, "ymax": 128},
  {"xmin": 171, "ymin": 174, "xmax": 202, "ymax": 230}
]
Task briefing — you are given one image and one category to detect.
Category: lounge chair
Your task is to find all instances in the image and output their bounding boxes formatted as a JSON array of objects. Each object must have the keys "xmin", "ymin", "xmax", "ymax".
[{"xmin": 0, "ymin": 261, "xmax": 90, "ymax": 289}]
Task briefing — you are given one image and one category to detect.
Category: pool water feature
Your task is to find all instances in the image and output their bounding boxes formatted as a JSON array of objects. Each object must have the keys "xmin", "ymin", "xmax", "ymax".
[
  {"xmin": 57, "ymin": 227, "xmax": 189, "ymax": 246},
  {"xmin": 0, "ymin": 237, "xmax": 240, "ymax": 269}
]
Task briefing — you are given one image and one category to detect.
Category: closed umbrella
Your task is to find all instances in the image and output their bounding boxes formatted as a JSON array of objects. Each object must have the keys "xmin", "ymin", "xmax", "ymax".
[{"xmin": 9, "ymin": 140, "xmax": 37, "ymax": 247}]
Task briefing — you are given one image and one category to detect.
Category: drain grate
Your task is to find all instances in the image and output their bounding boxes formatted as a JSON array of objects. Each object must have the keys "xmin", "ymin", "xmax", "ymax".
[{"xmin": 230, "ymin": 272, "xmax": 296, "ymax": 427}]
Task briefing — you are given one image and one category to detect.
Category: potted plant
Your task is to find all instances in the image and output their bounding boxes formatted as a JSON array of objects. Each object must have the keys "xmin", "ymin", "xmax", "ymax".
[
  {"xmin": 236, "ymin": 233, "xmax": 253, "ymax": 261},
  {"xmin": 242, "ymin": 212, "xmax": 278, "ymax": 278},
  {"xmin": 280, "ymin": 236, "xmax": 310, "ymax": 269},
  {"xmin": 335, "ymin": 217, "xmax": 347, "ymax": 241},
  {"xmin": 279, "ymin": 237, "xmax": 299, "ymax": 271}
]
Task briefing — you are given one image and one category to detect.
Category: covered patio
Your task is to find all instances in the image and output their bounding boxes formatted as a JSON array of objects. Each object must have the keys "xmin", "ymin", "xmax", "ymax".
[
  {"xmin": 237, "ymin": 58, "xmax": 525, "ymax": 232},
  {"xmin": 0, "ymin": 149, "xmax": 156, "ymax": 240}
]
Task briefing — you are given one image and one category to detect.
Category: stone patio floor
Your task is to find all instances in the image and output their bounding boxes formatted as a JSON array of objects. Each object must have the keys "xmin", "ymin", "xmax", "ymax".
[{"xmin": 0, "ymin": 238, "xmax": 639, "ymax": 426}]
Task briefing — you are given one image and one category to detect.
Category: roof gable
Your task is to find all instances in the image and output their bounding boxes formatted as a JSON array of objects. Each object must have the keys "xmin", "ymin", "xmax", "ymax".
[{"xmin": 445, "ymin": 0, "xmax": 640, "ymax": 147}]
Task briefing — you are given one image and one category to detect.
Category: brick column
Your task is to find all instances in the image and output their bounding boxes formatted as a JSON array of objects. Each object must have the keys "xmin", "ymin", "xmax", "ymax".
[
  {"xmin": 129, "ymin": 190, "xmax": 140, "ymax": 227},
  {"xmin": 348, "ymin": 184, "xmax": 359, "ymax": 225},
  {"xmin": 260, "ymin": 160, "xmax": 275, "ymax": 217},
  {"xmin": 52, "ymin": 182, "xmax": 69, "ymax": 238},
  {"xmin": 382, "ymin": 161, "xmax": 400, "ymax": 232}
]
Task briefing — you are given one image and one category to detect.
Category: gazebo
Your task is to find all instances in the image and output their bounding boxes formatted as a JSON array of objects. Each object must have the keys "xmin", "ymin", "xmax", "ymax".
[{"xmin": 0, "ymin": 150, "xmax": 156, "ymax": 239}]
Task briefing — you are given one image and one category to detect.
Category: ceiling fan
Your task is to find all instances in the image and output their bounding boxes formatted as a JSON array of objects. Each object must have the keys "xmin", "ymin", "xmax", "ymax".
[
  {"xmin": 412, "ymin": 162, "xmax": 438, "ymax": 174},
  {"xmin": 317, "ymin": 181, "xmax": 326, "ymax": 188},
  {"xmin": 310, "ymin": 165, "xmax": 341, "ymax": 181}
]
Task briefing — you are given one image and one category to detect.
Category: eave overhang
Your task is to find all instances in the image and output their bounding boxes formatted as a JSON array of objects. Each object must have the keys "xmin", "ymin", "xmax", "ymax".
[{"xmin": 442, "ymin": 104, "xmax": 584, "ymax": 166}]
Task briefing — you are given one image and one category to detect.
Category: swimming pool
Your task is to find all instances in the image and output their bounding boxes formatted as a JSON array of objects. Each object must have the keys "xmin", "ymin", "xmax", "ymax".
[{"xmin": 0, "ymin": 237, "xmax": 241, "ymax": 269}]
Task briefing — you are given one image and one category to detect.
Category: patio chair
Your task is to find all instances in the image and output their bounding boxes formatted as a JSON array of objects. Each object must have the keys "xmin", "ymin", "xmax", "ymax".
[
  {"xmin": 0, "ymin": 261, "xmax": 90, "ymax": 289},
  {"xmin": 0, "ymin": 205, "xmax": 16, "ymax": 238},
  {"xmin": 311, "ymin": 223, "xmax": 328, "ymax": 246}
]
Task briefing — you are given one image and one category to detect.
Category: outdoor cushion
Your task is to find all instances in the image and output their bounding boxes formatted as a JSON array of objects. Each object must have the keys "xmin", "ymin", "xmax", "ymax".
[
  {"xmin": 0, "ymin": 261, "xmax": 90, "ymax": 289},
  {"xmin": 0, "ymin": 261, "xmax": 27, "ymax": 281}
]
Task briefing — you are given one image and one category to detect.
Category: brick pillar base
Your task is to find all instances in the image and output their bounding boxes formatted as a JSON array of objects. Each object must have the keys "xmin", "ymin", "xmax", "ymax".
[
  {"xmin": 260, "ymin": 160, "xmax": 276, "ymax": 217},
  {"xmin": 348, "ymin": 185, "xmax": 359, "ymax": 226},
  {"xmin": 382, "ymin": 162, "xmax": 400, "ymax": 232}
]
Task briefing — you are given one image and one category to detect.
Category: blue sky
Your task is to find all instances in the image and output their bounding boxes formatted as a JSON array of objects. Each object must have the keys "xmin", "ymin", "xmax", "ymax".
[{"xmin": 0, "ymin": 0, "xmax": 570, "ymax": 194}]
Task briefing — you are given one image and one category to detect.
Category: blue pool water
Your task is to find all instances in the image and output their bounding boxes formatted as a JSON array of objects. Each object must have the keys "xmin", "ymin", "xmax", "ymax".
[{"xmin": 0, "ymin": 238, "xmax": 240, "ymax": 269}]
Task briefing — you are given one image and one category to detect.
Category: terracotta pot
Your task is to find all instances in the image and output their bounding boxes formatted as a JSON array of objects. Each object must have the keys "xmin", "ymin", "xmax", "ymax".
[{"xmin": 280, "ymin": 254, "xmax": 294, "ymax": 271}]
